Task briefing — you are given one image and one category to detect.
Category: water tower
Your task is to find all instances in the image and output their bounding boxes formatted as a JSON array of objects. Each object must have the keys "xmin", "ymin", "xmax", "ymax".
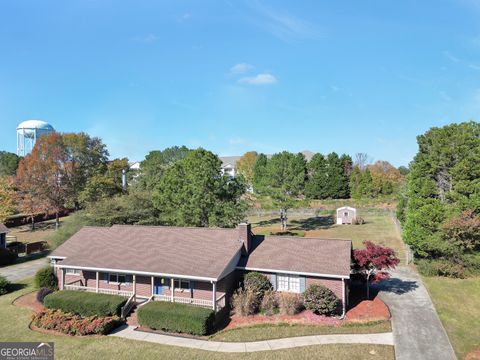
[{"xmin": 16, "ymin": 120, "xmax": 55, "ymax": 156}]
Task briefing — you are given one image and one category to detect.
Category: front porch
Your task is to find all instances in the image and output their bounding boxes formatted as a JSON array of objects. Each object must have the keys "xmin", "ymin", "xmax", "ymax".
[{"xmin": 59, "ymin": 268, "xmax": 226, "ymax": 312}]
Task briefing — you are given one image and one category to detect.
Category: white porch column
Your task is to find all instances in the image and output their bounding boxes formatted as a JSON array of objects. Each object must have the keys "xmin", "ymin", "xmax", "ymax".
[
  {"xmin": 96, "ymin": 272, "xmax": 99, "ymax": 293},
  {"xmin": 342, "ymin": 278, "xmax": 346, "ymax": 318},
  {"xmin": 60, "ymin": 268, "xmax": 65, "ymax": 290},
  {"xmin": 133, "ymin": 275, "xmax": 136, "ymax": 301},
  {"xmin": 151, "ymin": 276, "xmax": 154, "ymax": 297},
  {"xmin": 171, "ymin": 278, "xmax": 174, "ymax": 302},
  {"xmin": 212, "ymin": 281, "xmax": 217, "ymax": 312}
]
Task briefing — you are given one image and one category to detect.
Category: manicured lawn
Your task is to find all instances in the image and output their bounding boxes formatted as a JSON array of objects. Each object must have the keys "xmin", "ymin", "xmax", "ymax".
[
  {"xmin": 1, "ymin": 279, "xmax": 395, "ymax": 360},
  {"xmin": 422, "ymin": 275, "xmax": 480, "ymax": 359},
  {"xmin": 210, "ymin": 320, "xmax": 391, "ymax": 342},
  {"xmin": 248, "ymin": 209, "xmax": 406, "ymax": 263}
]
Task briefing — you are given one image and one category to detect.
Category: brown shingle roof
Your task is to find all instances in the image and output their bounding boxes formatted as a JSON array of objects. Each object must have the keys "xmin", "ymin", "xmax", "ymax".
[
  {"xmin": 51, "ymin": 225, "xmax": 243, "ymax": 280},
  {"xmin": 0, "ymin": 224, "xmax": 8, "ymax": 233},
  {"xmin": 238, "ymin": 235, "xmax": 352, "ymax": 278}
]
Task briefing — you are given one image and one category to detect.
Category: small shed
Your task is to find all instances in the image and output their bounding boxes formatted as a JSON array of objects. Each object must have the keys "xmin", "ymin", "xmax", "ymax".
[
  {"xmin": 0, "ymin": 224, "xmax": 8, "ymax": 248},
  {"xmin": 336, "ymin": 206, "xmax": 357, "ymax": 225}
]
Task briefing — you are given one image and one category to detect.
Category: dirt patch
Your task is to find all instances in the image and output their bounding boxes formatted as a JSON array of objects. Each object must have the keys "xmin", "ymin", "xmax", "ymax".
[
  {"xmin": 13, "ymin": 291, "xmax": 44, "ymax": 313},
  {"xmin": 346, "ymin": 297, "xmax": 390, "ymax": 322},
  {"xmin": 466, "ymin": 349, "xmax": 480, "ymax": 360}
]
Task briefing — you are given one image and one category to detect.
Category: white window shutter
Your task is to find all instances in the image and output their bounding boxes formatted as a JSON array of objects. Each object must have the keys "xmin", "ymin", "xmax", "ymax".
[
  {"xmin": 300, "ymin": 276, "xmax": 306, "ymax": 293},
  {"xmin": 271, "ymin": 274, "xmax": 277, "ymax": 290}
]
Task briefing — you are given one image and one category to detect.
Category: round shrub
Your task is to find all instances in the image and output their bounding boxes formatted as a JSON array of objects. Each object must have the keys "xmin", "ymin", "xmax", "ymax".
[
  {"xmin": 36, "ymin": 287, "xmax": 53, "ymax": 303},
  {"xmin": 303, "ymin": 284, "xmax": 340, "ymax": 316},
  {"xmin": 0, "ymin": 275, "xmax": 11, "ymax": 295},
  {"xmin": 243, "ymin": 272, "xmax": 272, "ymax": 301},
  {"xmin": 0, "ymin": 248, "xmax": 17, "ymax": 266},
  {"xmin": 34, "ymin": 266, "xmax": 58, "ymax": 290}
]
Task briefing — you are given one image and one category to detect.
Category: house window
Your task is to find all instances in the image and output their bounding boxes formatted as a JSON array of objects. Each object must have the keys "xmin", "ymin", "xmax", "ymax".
[
  {"xmin": 277, "ymin": 275, "xmax": 300, "ymax": 293},
  {"xmin": 173, "ymin": 279, "xmax": 190, "ymax": 291},
  {"xmin": 108, "ymin": 273, "xmax": 130, "ymax": 284},
  {"xmin": 65, "ymin": 268, "xmax": 80, "ymax": 275}
]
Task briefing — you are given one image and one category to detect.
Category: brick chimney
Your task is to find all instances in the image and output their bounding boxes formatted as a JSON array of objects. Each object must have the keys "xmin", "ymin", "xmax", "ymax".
[{"xmin": 239, "ymin": 222, "xmax": 252, "ymax": 255}]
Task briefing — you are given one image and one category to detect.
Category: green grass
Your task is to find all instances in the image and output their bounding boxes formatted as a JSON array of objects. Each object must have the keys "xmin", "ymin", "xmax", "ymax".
[
  {"xmin": 1, "ymin": 279, "xmax": 395, "ymax": 360},
  {"xmin": 210, "ymin": 321, "xmax": 392, "ymax": 342},
  {"xmin": 248, "ymin": 209, "xmax": 406, "ymax": 263},
  {"xmin": 422, "ymin": 275, "xmax": 480, "ymax": 359}
]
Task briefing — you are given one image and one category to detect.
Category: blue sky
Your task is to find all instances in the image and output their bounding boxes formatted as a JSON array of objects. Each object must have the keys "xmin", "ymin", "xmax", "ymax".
[{"xmin": 1, "ymin": 0, "xmax": 480, "ymax": 166}]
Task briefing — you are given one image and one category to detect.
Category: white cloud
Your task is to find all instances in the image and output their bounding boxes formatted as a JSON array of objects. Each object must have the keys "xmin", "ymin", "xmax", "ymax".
[
  {"xmin": 439, "ymin": 91, "xmax": 452, "ymax": 102},
  {"xmin": 228, "ymin": 137, "xmax": 247, "ymax": 145},
  {"xmin": 230, "ymin": 63, "xmax": 254, "ymax": 74},
  {"xmin": 443, "ymin": 50, "xmax": 460, "ymax": 63},
  {"xmin": 249, "ymin": 2, "xmax": 320, "ymax": 42},
  {"xmin": 133, "ymin": 33, "xmax": 158, "ymax": 43},
  {"xmin": 238, "ymin": 73, "xmax": 277, "ymax": 85},
  {"xmin": 469, "ymin": 63, "xmax": 480, "ymax": 70}
]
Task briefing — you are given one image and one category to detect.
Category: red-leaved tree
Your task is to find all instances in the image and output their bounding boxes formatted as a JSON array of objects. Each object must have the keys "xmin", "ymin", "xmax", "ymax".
[{"xmin": 353, "ymin": 241, "xmax": 400, "ymax": 299}]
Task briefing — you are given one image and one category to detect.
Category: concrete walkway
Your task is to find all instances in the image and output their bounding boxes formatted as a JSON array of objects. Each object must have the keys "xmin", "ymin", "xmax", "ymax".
[
  {"xmin": 0, "ymin": 257, "xmax": 48, "ymax": 282},
  {"xmin": 377, "ymin": 266, "xmax": 456, "ymax": 360},
  {"xmin": 109, "ymin": 325, "xmax": 394, "ymax": 353}
]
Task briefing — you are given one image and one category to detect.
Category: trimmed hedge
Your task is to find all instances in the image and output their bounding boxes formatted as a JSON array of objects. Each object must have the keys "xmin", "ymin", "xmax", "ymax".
[
  {"xmin": 137, "ymin": 301, "xmax": 215, "ymax": 336},
  {"xmin": 0, "ymin": 276, "xmax": 11, "ymax": 296},
  {"xmin": 44, "ymin": 290, "xmax": 126, "ymax": 317},
  {"xmin": 34, "ymin": 266, "xmax": 58, "ymax": 290}
]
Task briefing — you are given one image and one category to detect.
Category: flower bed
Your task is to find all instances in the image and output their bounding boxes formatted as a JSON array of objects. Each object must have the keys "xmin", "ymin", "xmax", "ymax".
[{"xmin": 32, "ymin": 309, "xmax": 121, "ymax": 336}]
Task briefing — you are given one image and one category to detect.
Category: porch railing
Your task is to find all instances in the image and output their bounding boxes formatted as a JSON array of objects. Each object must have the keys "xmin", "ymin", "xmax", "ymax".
[
  {"xmin": 153, "ymin": 294, "xmax": 226, "ymax": 311},
  {"xmin": 153, "ymin": 294, "xmax": 213, "ymax": 308},
  {"xmin": 120, "ymin": 293, "xmax": 136, "ymax": 319},
  {"xmin": 64, "ymin": 284, "xmax": 133, "ymax": 298}
]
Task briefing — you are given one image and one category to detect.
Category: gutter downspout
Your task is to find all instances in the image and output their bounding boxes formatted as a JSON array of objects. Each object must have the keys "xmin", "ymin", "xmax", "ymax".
[{"xmin": 340, "ymin": 278, "xmax": 346, "ymax": 319}]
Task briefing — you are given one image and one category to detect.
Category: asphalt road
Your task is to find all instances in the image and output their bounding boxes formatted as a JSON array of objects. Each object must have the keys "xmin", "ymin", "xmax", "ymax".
[{"xmin": 0, "ymin": 256, "xmax": 48, "ymax": 283}]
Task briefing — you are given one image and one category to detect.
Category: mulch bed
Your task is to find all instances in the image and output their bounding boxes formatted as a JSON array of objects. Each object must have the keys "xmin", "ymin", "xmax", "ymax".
[
  {"xmin": 466, "ymin": 349, "xmax": 480, "ymax": 360},
  {"xmin": 345, "ymin": 297, "xmax": 390, "ymax": 322},
  {"xmin": 225, "ymin": 297, "xmax": 390, "ymax": 330}
]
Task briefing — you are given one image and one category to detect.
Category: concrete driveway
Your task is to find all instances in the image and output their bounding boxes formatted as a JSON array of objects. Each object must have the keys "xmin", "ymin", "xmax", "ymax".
[
  {"xmin": 376, "ymin": 266, "xmax": 457, "ymax": 360},
  {"xmin": 0, "ymin": 256, "xmax": 48, "ymax": 283}
]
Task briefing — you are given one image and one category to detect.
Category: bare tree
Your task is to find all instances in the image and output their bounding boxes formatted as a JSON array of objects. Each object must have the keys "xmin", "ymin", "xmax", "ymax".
[{"xmin": 354, "ymin": 153, "xmax": 371, "ymax": 170}]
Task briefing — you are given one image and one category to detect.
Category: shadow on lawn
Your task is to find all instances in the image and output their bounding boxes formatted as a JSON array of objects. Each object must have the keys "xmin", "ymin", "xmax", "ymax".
[
  {"xmin": 255, "ymin": 218, "xmax": 281, "ymax": 227},
  {"xmin": 290, "ymin": 216, "xmax": 334, "ymax": 230},
  {"xmin": 8, "ymin": 283, "xmax": 27, "ymax": 292}
]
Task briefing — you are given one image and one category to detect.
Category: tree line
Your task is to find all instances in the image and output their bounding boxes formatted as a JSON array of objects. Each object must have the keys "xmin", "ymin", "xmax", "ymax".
[
  {"xmin": 0, "ymin": 132, "xmax": 407, "ymax": 233},
  {"xmin": 398, "ymin": 121, "xmax": 480, "ymax": 277}
]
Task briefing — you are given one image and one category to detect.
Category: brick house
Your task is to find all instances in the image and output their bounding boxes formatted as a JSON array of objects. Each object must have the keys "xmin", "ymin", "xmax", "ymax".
[{"xmin": 49, "ymin": 223, "xmax": 352, "ymax": 316}]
